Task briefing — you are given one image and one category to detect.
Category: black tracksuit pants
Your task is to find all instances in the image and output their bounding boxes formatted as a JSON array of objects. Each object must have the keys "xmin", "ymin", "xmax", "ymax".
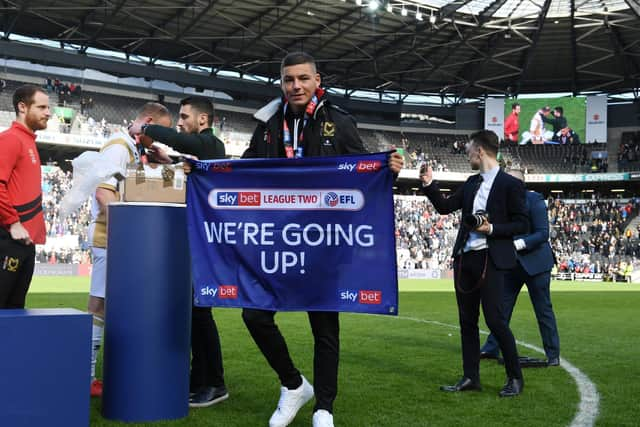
[
  {"xmin": 242, "ymin": 308, "xmax": 339, "ymax": 413},
  {"xmin": 0, "ymin": 229, "xmax": 35, "ymax": 309},
  {"xmin": 190, "ymin": 305, "xmax": 225, "ymax": 391}
]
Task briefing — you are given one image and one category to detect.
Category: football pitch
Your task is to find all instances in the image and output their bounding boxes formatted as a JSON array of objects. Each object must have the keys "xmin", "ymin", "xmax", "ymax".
[{"xmin": 27, "ymin": 277, "xmax": 640, "ymax": 427}]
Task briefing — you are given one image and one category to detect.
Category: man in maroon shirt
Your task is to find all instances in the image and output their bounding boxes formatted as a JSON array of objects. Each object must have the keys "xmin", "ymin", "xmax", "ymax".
[{"xmin": 0, "ymin": 85, "xmax": 50, "ymax": 308}]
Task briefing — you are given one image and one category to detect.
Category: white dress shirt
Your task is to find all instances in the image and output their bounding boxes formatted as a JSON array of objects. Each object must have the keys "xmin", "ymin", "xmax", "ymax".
[{"xmin": 463, "ymin": 165, "xmax": 500, "ymax": 252}]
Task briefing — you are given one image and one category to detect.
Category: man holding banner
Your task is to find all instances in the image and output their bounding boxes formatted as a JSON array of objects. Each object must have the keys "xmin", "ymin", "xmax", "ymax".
[{"xmin": 238, "ymin": 52, "xmax": 403, "ymax": 427}]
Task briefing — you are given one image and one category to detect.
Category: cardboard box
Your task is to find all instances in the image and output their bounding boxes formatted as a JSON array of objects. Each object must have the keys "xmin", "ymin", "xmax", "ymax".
[{"xmin": 122, "ymin": 163, "xmax": 186, "ymax": 203}]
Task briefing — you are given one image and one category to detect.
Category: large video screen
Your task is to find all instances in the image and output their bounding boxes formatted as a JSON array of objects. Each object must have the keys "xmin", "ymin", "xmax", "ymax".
[{"xmin": 504, "ymin": 96, "xmax": 586, "ymax": 144}]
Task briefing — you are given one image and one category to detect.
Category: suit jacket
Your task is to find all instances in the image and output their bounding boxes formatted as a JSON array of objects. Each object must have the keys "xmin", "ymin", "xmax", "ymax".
[
  {"xmin": 515, "ymin": 191, "xmax": 555, "ymax": 276},
  {"xmin": 423, "ymin": 169, "xmax": 529, "ymax": 270}
]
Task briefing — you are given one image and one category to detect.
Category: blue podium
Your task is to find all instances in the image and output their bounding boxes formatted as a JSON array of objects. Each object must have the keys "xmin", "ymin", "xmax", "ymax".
[
  {"xmin": 102, "ymin": 202, "xmax": 191, "ymax": 422},
  {"xmin": 0, "ymin": 308, "xmax": 92, "ymax": 427}
]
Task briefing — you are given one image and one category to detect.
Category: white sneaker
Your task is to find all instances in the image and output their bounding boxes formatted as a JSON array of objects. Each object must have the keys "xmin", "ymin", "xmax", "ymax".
[
  {"xmin": 269, "ymin": 375, "xmax": 314, "ymax": 427},
  {"xmin": 312, "ymin": 410, "xmax": 334, "ymax": 427}
]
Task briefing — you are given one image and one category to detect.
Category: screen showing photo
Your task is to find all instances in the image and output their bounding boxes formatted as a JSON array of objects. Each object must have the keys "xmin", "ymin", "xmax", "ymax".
[{"xmin": 504, "ymin": 96, "xmax": 587, "ymax": 145}]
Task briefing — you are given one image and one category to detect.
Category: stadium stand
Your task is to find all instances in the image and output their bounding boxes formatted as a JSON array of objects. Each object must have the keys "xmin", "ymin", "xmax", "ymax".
[
  {"xmin": 508, "ymin": 143, "xmax": 610, "ymax": 174},
  {"xmin": 0, "ymin": 77, "xmax": 622, "ymax": 175},
  {"xmin": 359, "ymin": 130, "xmax": 610, "ymax": 174},
  {"xmin": 3, "ymin": 76, "xmax": 639, "ymax": 278},
  {"xmin": 617, "ymin": 131, "xmax": 640, "ymax": 172}
]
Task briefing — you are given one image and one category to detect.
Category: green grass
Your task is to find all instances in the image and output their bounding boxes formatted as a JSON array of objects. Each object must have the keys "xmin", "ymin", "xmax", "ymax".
[{"xmin": 25, "ymin": 278, "xmax": 640, "ymax": 427}]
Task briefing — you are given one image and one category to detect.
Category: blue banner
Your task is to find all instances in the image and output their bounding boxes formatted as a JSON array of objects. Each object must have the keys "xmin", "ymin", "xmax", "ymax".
[{"xmin": 186, "ymin": 152, "xmax": 398, "ymax": 315}]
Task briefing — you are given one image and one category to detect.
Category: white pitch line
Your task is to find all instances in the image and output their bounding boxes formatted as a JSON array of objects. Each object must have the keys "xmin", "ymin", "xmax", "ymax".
[{"xmin": 392, "ymin": 315, "xmax": 600, "ymax": 427}]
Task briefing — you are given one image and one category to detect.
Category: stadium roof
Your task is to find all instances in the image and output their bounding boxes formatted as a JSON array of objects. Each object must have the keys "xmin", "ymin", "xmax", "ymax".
[{"xmin": 1, "ymin": 0, "xmax": 639, "ymax": 101}]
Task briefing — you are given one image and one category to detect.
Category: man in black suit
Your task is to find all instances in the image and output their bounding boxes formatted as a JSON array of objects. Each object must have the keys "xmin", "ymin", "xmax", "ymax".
[
  {"xmin": 480, "ymin": 169, "xmax": 560, "ymax": 366},
  {"xmin": 420, "ymin": 130, "xmax": 528, "ymax": 397}
]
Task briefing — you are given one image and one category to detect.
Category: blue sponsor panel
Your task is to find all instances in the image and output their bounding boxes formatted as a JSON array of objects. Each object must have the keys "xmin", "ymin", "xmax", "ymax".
[
  {"xmin": 186, "ymin": 152, "xmax": 398, "ymax": 315},
  {"xmin": 103, "ymin": 204, "xmax": 191, "ymax": 422},
  {"xmin": 0, "ymin": 309, "xmax": 91, "ymax": 427}
]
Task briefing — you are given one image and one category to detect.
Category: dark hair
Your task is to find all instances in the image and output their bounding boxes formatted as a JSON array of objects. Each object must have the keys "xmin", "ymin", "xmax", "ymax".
[
  {"xmin": 180, "ymin": 96, "xmax": 214, "ymax": 127},
  {"xmin": 554, "ymin": 106, "xmax": 563, "ymax": 115},
  {"xmin": 469, "ymin": 130, "xmax": 499, "ymax": 157},
  {"xmin": 511, "ymin": 102, "xmax": 520, "ymax": 110},
  {"xmin": 137, "ymin": 102, "xmax": 171, "ymax": 121},
  {"xmin": 13, "ymin": 84, "xmax": 47, "ymax": 114},
  {"xmin": 281, "ymin": 52, "xmax": 317, "ymax": 73}
]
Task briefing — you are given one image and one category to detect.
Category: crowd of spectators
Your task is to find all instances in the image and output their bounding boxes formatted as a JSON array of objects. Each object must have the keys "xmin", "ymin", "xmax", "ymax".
[
  {"xmin": 547, "ymin": 197, "xmax": 639, "ymax": 257},
  {"xmin": 556, "ymin": 256, "xmax": 633, "ymax": 282},
  {"xmin": 546, "ymin": 197, "xmax": 640, "ymax": 281},
  {"xmin": 36, "ymin": 167, "xmax": 640, "ymax": 283},
  {"xmin": 37, "ymin": 168, "xmax": 92, "ymax": 265},
  {"xmin": 392, "ymin": 195, "xmax": 640, "ymax": 280},
  {"xmin": 394, "ymin": 196, "xmax": 459, "ymax": 270},
  {"xmin": 43, "ymin": 77, "xmax": 83, "ymax": 107}
]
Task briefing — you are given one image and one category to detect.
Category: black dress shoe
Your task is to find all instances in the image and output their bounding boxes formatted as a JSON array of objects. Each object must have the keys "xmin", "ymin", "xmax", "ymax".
[
  {"xmin": 480, "ymin": 351, "xmax": 499, "ymax": 360},
  {"xmin": 440, "ymin": 377, "xmax": 482, "ymax": 392},
  {"xmin": 189, "ymin": 385, "xmax": 229, "ymax": 407},
  {"xmin": 499, "ymin": 377, "xmax": 524, "ymax": 397},
  {"xmin": 547, "ymin": 357, "xmax": 560, "ymax": 366}
]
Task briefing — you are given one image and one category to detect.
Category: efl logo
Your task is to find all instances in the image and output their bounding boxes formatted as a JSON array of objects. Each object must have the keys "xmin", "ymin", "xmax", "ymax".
[
  {"xmin": 323, "ymin": 192, "xmax": 358, "ymax": 208},
  {"xmin": 210, "ymin": 162, "xmax": 232, "ymax": 173},
  {"xmin": 218, "ymin": 285, "xmax": 238, "ymax": 299},
  {"xmin": 359, "ymin": 290, "xmax": 382, "ymax": 305},
  {"xmin": 216, "ymin": 191, "xmax": 261, "ymax": 206},
  {"xmin": 324, "ymin": 192, "xmax": 339, "ymax": 207},
  {"xmin": 356, "ymin": 160, "xmax": 381, "ymax": 173}
]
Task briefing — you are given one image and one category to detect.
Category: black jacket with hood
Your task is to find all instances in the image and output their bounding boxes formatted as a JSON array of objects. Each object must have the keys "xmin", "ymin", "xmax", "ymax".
[{"xmin": 243, "ymin": 94, "xmax": 367, "ymax": 159}]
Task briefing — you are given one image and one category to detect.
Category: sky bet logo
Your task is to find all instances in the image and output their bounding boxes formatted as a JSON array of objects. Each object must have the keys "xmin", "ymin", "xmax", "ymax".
[
  {"xmin": 200, "ymin": 285, "xmax": 238, "ymax": 299},
  {"xmin": 356, "ymin": 160, "xmax": 381, "ymax": 173},
  {"xmin": 209, "ymin": 162, "xmax": 232, "ymax": 173},
  {"xmin": 217, "ymin": 191, "xmax": 261, "ymax": 206},
  {"xmin": 338, "ymin": 162, "xmax": 356, "ymax": 172},
  {"xmin": 340, "ymin": 289, "xmax": 382, "ymax": 304},
  {"xmin": 338, "ymin": 161, "xmax": 381, "ymax": 172}
]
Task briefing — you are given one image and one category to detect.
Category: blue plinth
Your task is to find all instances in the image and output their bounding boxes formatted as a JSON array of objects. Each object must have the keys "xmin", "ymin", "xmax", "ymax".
[
  {"xmin": 0, "ymin": 308, "xmax": 92, "ymax": 427},
  {"xmin": 102, "ymin": 203, "xmax": 191, "ymax": 422}
]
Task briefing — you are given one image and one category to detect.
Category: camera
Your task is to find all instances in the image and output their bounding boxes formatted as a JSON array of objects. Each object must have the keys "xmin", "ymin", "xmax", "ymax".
[{"xmin": 463, "ymin": 210, "xmax": 489, "ymax": 229}]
